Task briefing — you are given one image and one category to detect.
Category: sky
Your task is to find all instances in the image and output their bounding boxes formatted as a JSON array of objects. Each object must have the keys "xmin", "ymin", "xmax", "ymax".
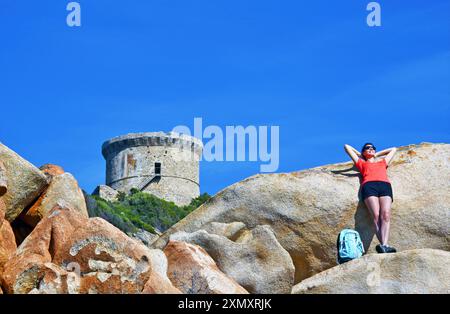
[{"xmin": 1, "ymin": 0, "xmax": 449, "ymax": 196}]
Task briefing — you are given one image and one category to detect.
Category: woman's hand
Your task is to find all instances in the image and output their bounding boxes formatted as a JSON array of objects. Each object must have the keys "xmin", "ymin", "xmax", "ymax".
[{"xmin": 344, "ymin": 144, "xmax": 360, "ymax": 164}]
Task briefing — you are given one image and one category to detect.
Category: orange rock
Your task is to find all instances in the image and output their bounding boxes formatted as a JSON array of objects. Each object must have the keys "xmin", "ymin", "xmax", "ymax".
[
  {"xmin": 2, "ymin": 205, "xmax": 178, "ymax": 294},
  {"xmin": 142, "ymin": 272, "xmax": 182, "ymax": 294},
  {"xmin": 164, "ymin": 241, "xmax": 249, "ymax": 294},
  {"xmin": 0, "ymin": 202, "xmax": 17, "ymax": 278},
  {"xmin": 0, "ymin": 197, "xmax": 5, "ymax": 213},
  {"xmin": 18, "ymin": 191, "xmax": 46, "ymax": 227},
  {"xmin": 39, "ymin": 164, "xmax": 65, "ymax": 178},
  {"xmin": 20, "ymin": 172, "xmax": 88, "ymax": 227}
]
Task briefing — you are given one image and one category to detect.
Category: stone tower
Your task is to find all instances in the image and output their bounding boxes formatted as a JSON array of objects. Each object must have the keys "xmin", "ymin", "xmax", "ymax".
[{"xmin": 101, "ymin": 132, "xmax": 203, "ymax": 206}]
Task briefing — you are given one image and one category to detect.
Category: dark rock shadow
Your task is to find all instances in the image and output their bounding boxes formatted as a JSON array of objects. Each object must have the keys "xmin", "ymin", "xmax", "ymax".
[
  {"xmin": 332, "ymin": 165, "xmax": 375, "ymax": 251},
  {"xmin": 331, "ymin": 165, "xmax": 375, "ymax": 252},
  {"xmin": 330, "ymin": 165, "xmax": 360, "ymax": 178},
  {"xmin": 10, "ymin": 218, "xmax": 34, "ymax": 246},
  {"xmin": 354, "ymin": 191, "xmax": 376, "ymax": 253}
]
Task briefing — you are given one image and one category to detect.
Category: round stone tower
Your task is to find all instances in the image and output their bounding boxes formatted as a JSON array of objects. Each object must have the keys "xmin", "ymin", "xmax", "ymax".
[{"xmin": 101, "ymin": 132, "xmax": 203, "ymax": 206}]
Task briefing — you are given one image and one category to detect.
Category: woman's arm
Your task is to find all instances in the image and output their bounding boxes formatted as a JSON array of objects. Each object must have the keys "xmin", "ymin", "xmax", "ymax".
[
  {"xmin": 375, "ymin": 148, "xmax": 392, "ymax": 157},
  {"xmin": 344, "ymin": 144, "xmax": 361, "ymax": 164},
  {"xmin": 376, "ymin": 147, "xmax": 397, "ymax": 165}
]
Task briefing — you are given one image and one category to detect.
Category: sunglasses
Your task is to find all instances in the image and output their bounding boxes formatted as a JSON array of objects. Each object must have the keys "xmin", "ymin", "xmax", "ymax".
[{"xmin": 364, "ymin": 146, "xmax": 376, "ymax": 151}]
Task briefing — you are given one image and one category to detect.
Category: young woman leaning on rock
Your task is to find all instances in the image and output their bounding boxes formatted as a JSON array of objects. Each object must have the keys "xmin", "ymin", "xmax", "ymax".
[{"xmin": 344, "ymin": 143, "xmax": 398, "ymax": 254}]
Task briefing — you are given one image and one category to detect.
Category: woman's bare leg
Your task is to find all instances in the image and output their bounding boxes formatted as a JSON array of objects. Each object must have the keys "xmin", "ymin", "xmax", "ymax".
[
  {"xmin": 364, "ymin": 196, "xmax": 382, "ymax": 243},
  {"xmin": 379, "ymin": 196, "xmax": 392, "ymax": 246}
]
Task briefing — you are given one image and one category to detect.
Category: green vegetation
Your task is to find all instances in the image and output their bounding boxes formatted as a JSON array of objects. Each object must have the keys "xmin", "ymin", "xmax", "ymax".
[{"xmin": 86, "ymin": 189, "xmax": 211, "ymax": 235}]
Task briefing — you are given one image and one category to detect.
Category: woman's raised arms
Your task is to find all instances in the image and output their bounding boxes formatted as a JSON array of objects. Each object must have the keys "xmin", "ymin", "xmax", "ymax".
[
  {"xmin": 344, "ymin": 144, "xmax": 361, "ymax": 164},
  {"xmin": 375, "ymin": 147, "xmax": 397, "ymax": 165}
]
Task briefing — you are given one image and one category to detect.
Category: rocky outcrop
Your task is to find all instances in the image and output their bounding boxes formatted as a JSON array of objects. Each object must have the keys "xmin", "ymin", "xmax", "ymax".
[
  {"xmin": 39, "ymin": 164, "xmax": 65, "ymax": 178},
  {"xmin": 0, "ymin": 200, "xmax": 17, "ymax": 277},
  {"xmin": 292, "ymin": 249, "xmax": 450, "ymax": 294},
  {"xmin": 92, "ymin": 185, "xmax": 119, "ymax": 202},
  {"xmin": 202, "ymin": 222, "xmax": 246, "ymax": 240},
  {"xmin": 0, "ymin": 169, "xmax": 17, "ymax": 281},
  {"xmin": 141, "ymin": 249, "xmax": 181, "ymax": 294},
  {"xmin": 0, "ymin": 161, "xmax": 7, "ymax": 196},
  {"xmin": 1, "ymin": 205, "xmax": 178, "ymax": 294},
  {"xmin": 169, "ymin": 225, "xmax": 295, "ymax": 294},
  {"xmin": 153, "ymin": 143, "xmax": 450, "ymax": 283},
  {"xmin": 0, "ymin": 143, "xmax": 48, "ymax": 222},
  {"xmin": 164, "ymin": 241, "xmax": 248, "ymax": 294},
  {"xmin": 1, "ymin": 142, "xmax": 449, "ymax": 294},
  {"xmin": 129, "ymin": 229, "xmax": 160, "ymax": 247},
  {"xmin": 20, "ymin": 172, "xmax": 88, "ymax": 227}
]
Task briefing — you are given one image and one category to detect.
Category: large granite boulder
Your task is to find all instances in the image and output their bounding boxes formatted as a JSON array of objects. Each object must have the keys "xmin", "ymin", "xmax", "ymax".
[
  {"xmin": 20, "ymin": 172, "xmax": 88, "ymax": 227},
  {"xmin": 0, "ymin": 143, "xmax": 48, "ymax": 222},
  {"xmin": 292, "ymin": 249, "xmax": 450, "ymax": 294},
  {"xmin": 0, "ymin": 175, "xmax": 17, "ymax": 284},
  {"xmin": 92, "ymin": 185, "xmax": 119, "ymax": 202},
  {"xmin": 164, "ymin": 240, "xmax": 248, "ymax": 294},
  {"xmin": 39, "ymin": 164, "xmax": 65, "ymax": 178},
  {"xmin": 153, "ymin": 143, "xmax": 450, "ymax": 283},
  {"xmin": 2, "ymin": 205, "xmax": 179, "ymax": 294},
  {"xmin": 0, "ymin": 199, "xmax": 17, "ymax": 278},
  {"xmin": 202, "ymin": 221, "xmax": 246, "ymax": 240},
  {"xmin": 169, "ymin": 225, "xmax": 295, "ymax": 294},
  {"xmin": 0, "ymin": 161, "xmax": 7, "ymax": 196}
]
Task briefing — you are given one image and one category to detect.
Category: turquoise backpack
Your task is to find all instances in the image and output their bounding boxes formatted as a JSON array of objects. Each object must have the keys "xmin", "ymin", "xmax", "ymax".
[{"xmin": 337, "ymin": 229, "xmax": 365, "ymax": 264}]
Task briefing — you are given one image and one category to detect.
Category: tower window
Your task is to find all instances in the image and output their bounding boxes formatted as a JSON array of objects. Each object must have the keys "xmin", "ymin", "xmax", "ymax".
[{"xmin": 155, "ymin": 162, "xmax": 161, "ymax": 175}]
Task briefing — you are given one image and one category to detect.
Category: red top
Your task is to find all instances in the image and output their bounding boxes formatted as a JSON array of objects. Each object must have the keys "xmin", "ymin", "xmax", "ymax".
[{"xmin": 355, "ymin": 158, "xmax": 390, "ymax": 186}]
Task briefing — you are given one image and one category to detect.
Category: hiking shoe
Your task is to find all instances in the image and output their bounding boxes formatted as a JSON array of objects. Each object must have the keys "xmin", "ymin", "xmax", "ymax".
[
  {"xmin": 375, "ymin": 244, "xmax": 386, "ymax": 253},
  {"xmin": 376, "ymin": 244, "xmax": 397, "ymax": 253},
  {"xmin": 383, "ymin": 245, "xmax": 397, "ymax": 253}
]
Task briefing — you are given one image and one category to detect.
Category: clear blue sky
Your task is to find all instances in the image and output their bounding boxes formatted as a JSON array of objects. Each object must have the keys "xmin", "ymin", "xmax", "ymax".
[{"xmin": 1, "ymin": 1, "xmax": 449, "ymax": 196}]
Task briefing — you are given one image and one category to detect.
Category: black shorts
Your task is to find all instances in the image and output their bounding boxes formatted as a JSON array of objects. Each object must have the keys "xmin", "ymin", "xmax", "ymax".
[{"xmin": 361, "ymin": 181, "xmax": 393, "ymax": 202}]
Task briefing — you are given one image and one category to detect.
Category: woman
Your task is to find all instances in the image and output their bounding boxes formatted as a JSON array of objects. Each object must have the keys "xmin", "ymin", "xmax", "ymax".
[{"xmin": 344, "ymin": 143, "xmax": 397, "ymax": 253}]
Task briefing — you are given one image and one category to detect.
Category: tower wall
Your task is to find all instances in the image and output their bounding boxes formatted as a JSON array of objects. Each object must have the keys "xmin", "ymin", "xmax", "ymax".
[{"xmin": 102, "ymin": 132, "xmax": 202, "ymax": 206}]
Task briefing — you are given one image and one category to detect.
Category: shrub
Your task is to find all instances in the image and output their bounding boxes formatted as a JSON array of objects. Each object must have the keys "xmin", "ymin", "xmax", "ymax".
[{"xmin": 86, "ymin": 191, "xmax": 211, "ymax": 235}]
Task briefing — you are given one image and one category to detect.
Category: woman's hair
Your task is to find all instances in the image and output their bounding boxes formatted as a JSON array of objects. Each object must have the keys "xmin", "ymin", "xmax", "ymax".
[{"xmin": 361, "ymin": 142, "xmax": 375, "ymax": 160}]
